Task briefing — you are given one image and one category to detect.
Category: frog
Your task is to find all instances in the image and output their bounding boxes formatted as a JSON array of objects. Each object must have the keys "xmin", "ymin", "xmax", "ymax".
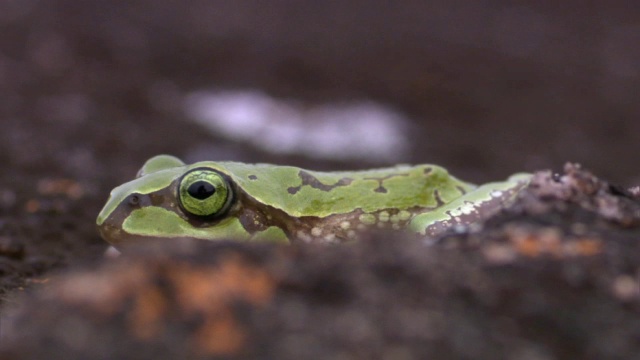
[{"xmin": 97, "ymin": 155, "xmax": 531, "ymax": 248}]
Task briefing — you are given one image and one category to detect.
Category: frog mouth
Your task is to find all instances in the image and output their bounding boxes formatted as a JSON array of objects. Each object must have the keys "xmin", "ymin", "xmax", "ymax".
[
  {"xmin": 97, "ymin": 221, "xmax": 168, "ymax": 248},
  {"xmin": 97, "ymin": 222, "xmax": 126, "ymax": 247}
]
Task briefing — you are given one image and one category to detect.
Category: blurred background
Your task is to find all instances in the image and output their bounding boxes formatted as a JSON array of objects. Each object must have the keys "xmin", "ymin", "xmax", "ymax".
[
  {"xmin": 1, "ymin": 1, "xmax": 640, "ymax": 233},
  {"xmin": 2, "ymin": 0, "xmax": 640, "ymax": 351}
]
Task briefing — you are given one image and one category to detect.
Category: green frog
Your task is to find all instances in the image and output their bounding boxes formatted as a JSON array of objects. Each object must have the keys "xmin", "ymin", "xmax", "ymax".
[{"xmin": 97, "ymin": 155, "xmax": 530, "ymax": 248}]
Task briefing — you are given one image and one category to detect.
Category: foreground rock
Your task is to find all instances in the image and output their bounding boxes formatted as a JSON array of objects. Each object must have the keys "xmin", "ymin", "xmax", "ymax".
[{"xmin": 2, "ymin": 164, "xmax": 640, "ymax": 359}]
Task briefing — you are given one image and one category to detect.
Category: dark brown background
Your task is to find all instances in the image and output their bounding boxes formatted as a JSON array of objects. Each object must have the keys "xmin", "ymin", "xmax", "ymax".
[{"xmin": 0, "ymin": 1, "xmax": 639, "ymax": 290}]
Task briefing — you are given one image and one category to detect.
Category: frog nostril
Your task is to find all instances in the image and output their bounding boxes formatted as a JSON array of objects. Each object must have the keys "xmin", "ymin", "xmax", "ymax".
[{"xmin": 128, "ymin": 194, "xmax": 140, "ymax": 206}]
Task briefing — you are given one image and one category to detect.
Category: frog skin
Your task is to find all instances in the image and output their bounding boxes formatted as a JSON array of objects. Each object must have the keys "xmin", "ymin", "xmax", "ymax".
[{"xmin": 97, "ymin": 155, "xmax": 531, "ymax": 248}]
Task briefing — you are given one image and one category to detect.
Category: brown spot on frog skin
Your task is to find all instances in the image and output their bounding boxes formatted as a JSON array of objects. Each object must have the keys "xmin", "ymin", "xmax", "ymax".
[
  {"xmin": 364, "ymin": 173, "xmax": 410, "ymax": 194},
  {"xmin": 287, "ymin": 170, "xmax": 353, "ymax": 194},
  {"xmin": 433, "ymin": 190, "xmax": 445, "ymax": 206}
]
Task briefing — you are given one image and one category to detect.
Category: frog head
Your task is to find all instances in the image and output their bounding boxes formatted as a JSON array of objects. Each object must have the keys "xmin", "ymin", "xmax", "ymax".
[{"xmin": 96, "ymin": 155, "xmax": 281, "ymax": 248}]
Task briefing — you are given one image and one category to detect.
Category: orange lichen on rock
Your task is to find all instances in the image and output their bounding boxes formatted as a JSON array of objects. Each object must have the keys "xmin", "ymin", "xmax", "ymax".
[
  {"xmin": 167, "ymin": 256, "xmax": 276, "ymax": 355},
  {"xmin": 195, "ymin": 309, "xmax": 247, "ymax": 355},
  {"xmin": 41, "ymin": 254, "xmax": 276, "ymax": 356},
  {"xmin": 169, "ymin": 256, "xmax": 275, "ymax": 313},
  {"xmin": 563, "ymin": 238, "xmax": 603, "ymax": 257},
  {"xmin": 128, "ymin": 284, "xmax": 168, "ymax": 340},
  {"xmin": 484, "ymin": 225, "xmax": 604, "ymax": 263},
  {"xmin": 507, "ymin": 226, "xmax": 563, "ymax": 258}
]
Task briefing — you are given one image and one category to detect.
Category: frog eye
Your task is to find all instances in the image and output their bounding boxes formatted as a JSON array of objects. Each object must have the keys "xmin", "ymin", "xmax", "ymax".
[{"xmin": 178, "ymin": 168, "xmax": 232, "ymax": 218}]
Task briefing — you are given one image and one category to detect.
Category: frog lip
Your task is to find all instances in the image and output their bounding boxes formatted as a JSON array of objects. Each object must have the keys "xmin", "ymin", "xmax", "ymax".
[
  {"xmin": 96, "ymin": 204, "xmax": 123, "ymax": 246},
  {"xmin": 97, "ymin": 222, "xmax": 207, "ymax": 250},
  {"xmin": 98, "ymin": 223, "xmax": 163, "ymax": 247},
  {"xmin": 97, "ymin": 222, "xmax": 124, "ymax": 247}
]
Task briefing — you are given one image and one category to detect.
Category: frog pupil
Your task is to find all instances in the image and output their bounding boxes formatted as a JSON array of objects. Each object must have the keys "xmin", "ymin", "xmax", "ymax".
[{"xmin": 188, "ymin": 181, "xmax": 215, "ymax": 200}]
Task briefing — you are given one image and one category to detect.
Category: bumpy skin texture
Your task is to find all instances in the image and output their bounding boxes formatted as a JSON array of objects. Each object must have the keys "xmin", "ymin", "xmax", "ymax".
[{"xmin": 97, "ymin": 155, "xmax": 530, "ymax": 247}]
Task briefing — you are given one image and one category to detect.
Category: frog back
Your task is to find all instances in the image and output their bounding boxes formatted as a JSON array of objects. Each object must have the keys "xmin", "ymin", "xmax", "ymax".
[{"xmin": 202, "ymin": 162, "xmax": 475, "ymax": 218}]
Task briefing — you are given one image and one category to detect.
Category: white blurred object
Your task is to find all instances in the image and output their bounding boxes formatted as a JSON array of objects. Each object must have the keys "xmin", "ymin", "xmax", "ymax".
[
  {"xmin": 183, "ymin": 89, "xmax": 410, "ymax": 162},
  {"xmin": 103, "ymin": 246, "xmax": 121, "ymax": 258}
]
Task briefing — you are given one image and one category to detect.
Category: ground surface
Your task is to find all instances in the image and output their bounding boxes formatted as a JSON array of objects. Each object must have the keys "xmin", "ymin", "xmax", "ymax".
[
  {"xmin": 2, "ymin": 165, "xmax": 640, "ymax": 359},
  {"xmin": 1, "ymin": 1, "xmax": 640, "ymax": 358}
]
